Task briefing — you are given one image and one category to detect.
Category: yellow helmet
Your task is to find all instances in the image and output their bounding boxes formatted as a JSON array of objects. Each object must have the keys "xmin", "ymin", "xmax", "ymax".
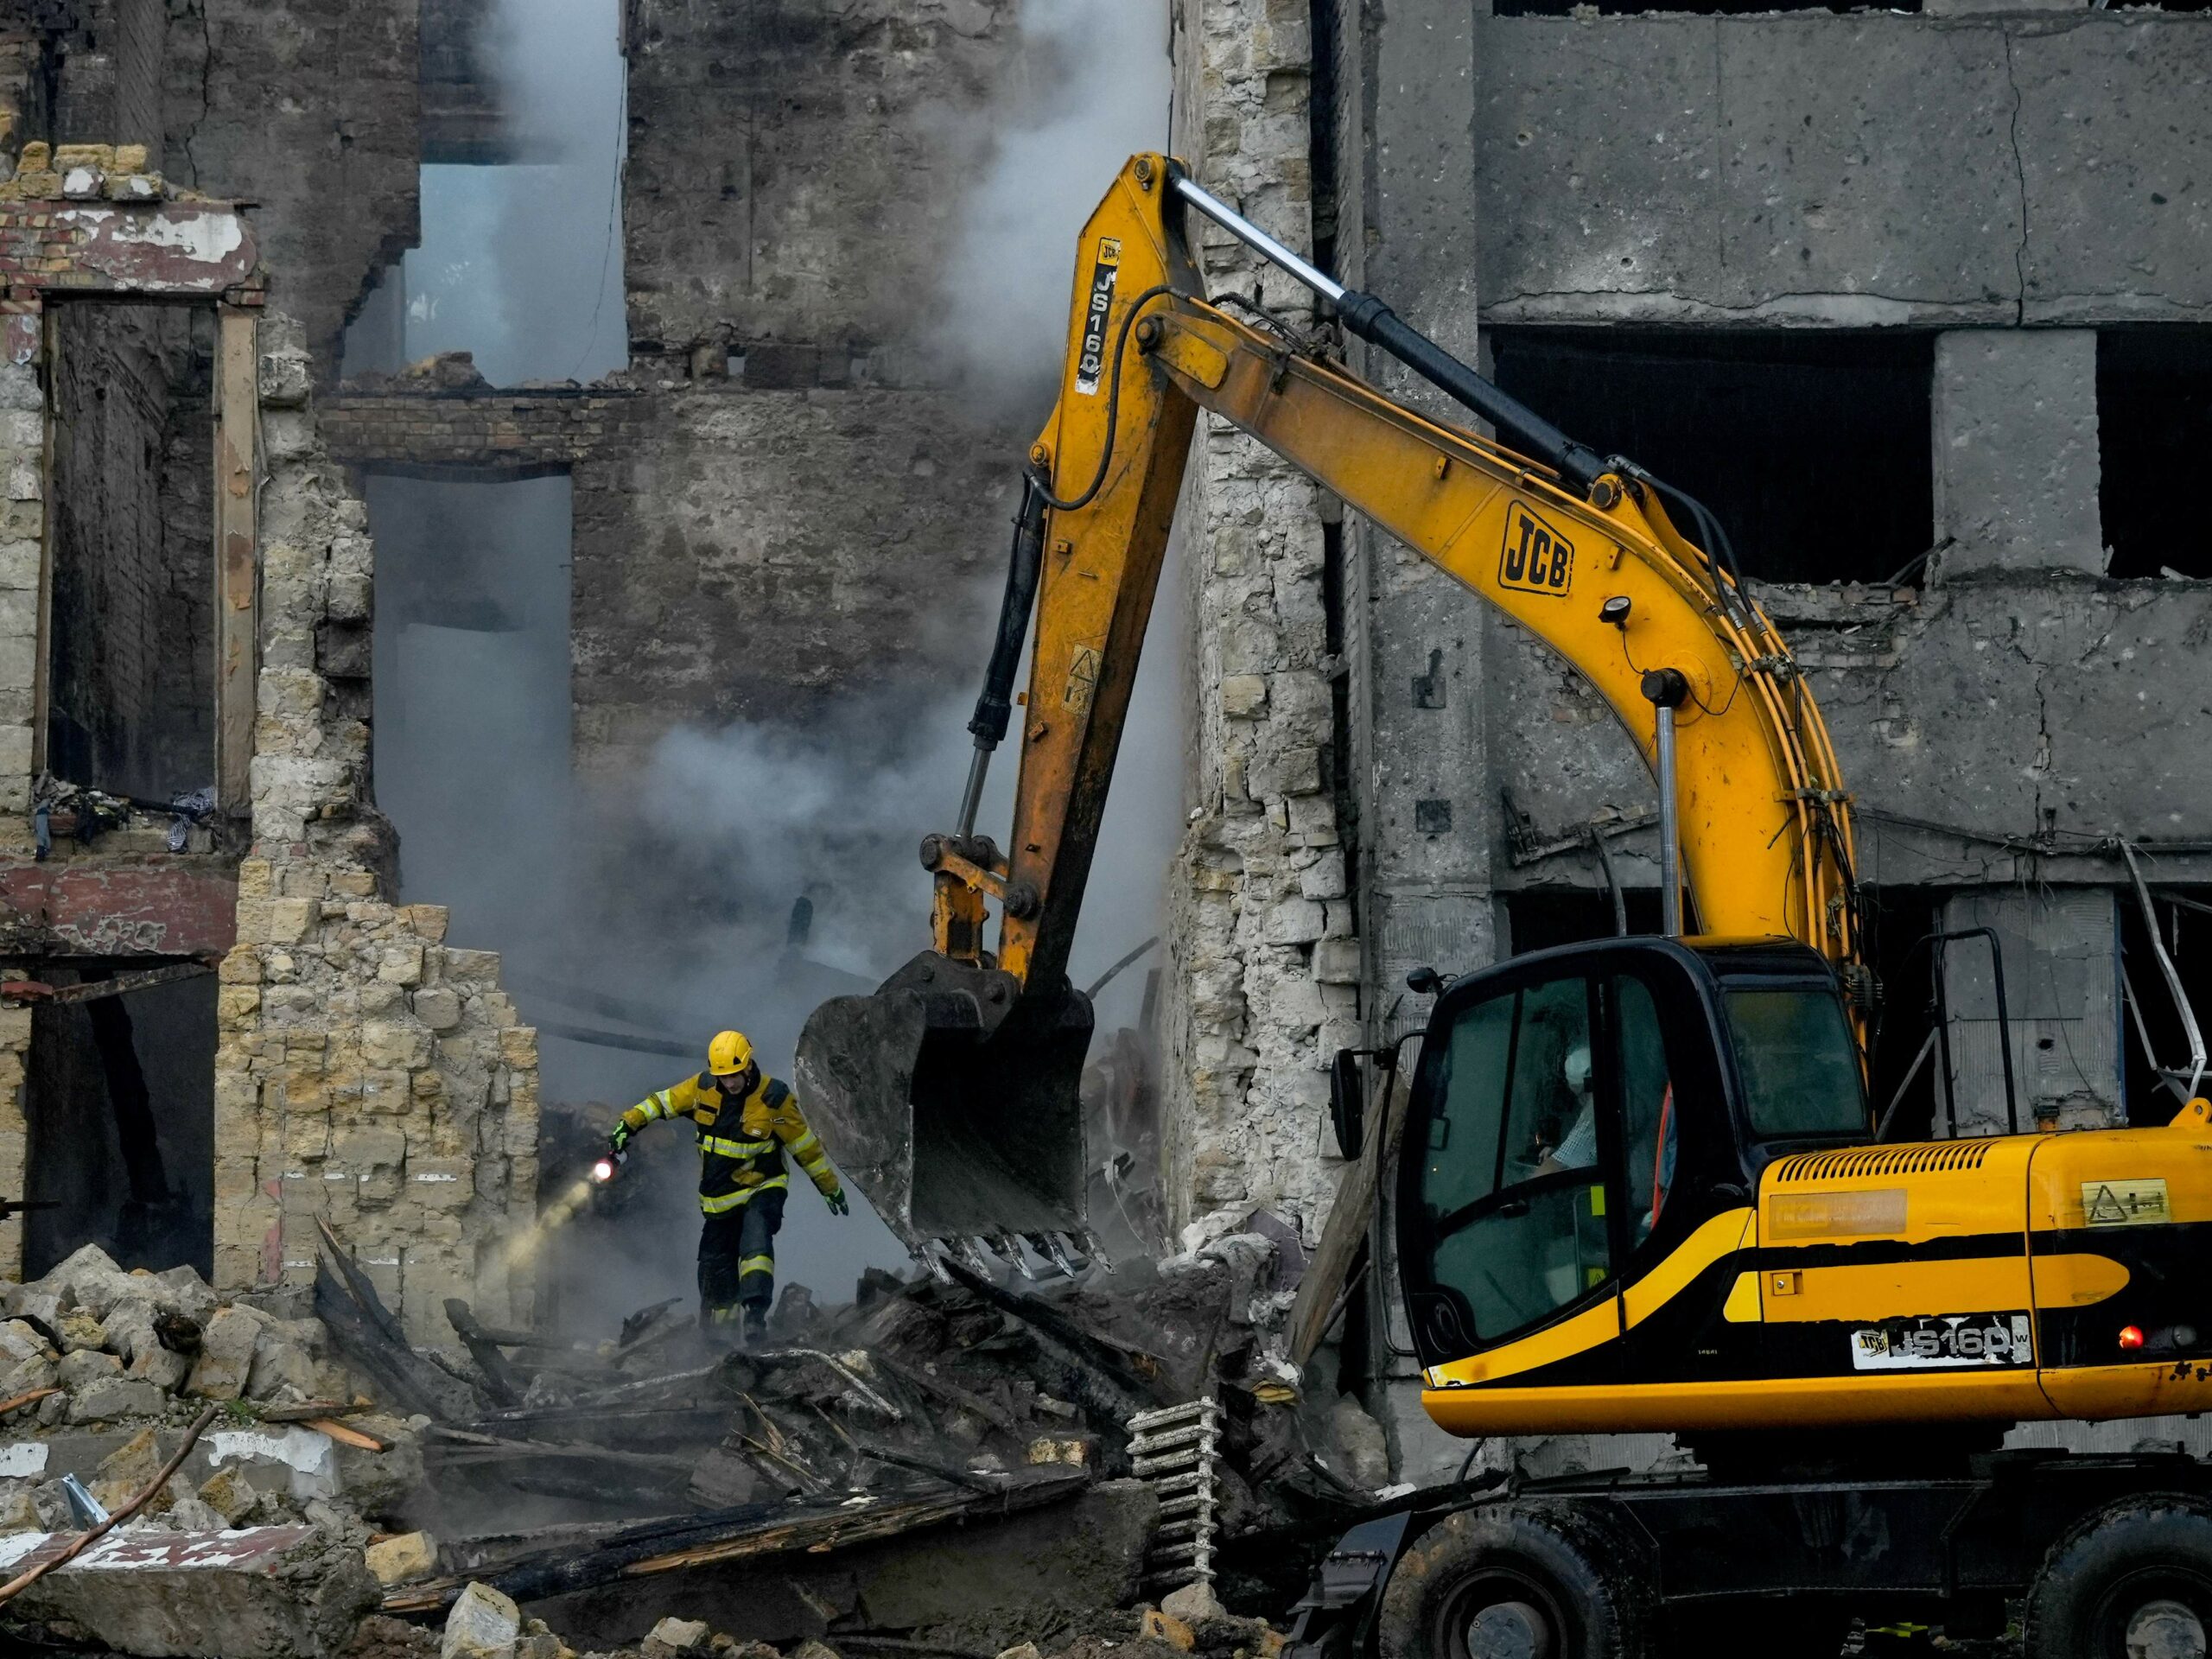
[{"xmin": 708, "ymin": 1030, "xmax": 754, "ymax": 1077}]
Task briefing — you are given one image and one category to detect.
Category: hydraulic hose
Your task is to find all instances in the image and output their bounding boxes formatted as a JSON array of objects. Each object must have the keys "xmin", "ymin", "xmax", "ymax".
[
  {"xmin": 1329, "ymin": 292, "xmax": 1608, "ymax": 498},
  {"xmin": 957, "ymin": 476, "xmax": 1049, "ymax": 836},
  {"xmin": 1170, "ymin": 170, "xmax": 1608, "ymax": 498}
]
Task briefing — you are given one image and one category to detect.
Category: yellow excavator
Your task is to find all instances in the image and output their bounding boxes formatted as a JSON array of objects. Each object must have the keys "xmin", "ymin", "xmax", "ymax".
[{"xmin": 798, "ymin": 156, "xmax": 2212, "ymax": 1656}]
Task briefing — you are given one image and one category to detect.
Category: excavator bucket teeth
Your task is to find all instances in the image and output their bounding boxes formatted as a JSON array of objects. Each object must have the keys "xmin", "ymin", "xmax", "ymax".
[{"xmin": 795, "ymin": 951, "xmax": 1093, "ymax": 1253}]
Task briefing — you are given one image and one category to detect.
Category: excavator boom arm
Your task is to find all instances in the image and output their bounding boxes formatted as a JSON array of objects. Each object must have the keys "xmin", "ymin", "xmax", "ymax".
[
  {"xmin": 1001, "ymin": 156, "xmax": 1859, "ymax": 985},
  {"xmin": 796, "ymin": 153, "xmax": 1859, "ymax": 1258}
]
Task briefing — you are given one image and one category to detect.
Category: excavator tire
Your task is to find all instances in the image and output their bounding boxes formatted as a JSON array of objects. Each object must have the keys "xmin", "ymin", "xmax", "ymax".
[
  {"xmin": 2024, "ymin": 1493, "xmax": 2212, "ymax": 1659},
  {"xmin": 1375, "ymin": 1500, "xmax": 1653, "ymax": 1659}
]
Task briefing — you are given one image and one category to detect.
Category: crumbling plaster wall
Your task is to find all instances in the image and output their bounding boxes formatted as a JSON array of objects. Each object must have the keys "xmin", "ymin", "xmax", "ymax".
[
  {"xmin": 1469, "ymin": 10, "xmax": 2212, "ymax": 908},
  {"xmin": 1160, "ymin": 0, "xmax": 1357, "ymax": 1249},
  {"xmin": 569, "ymin": 385, "xmax": 1019, "ymax": 774},
  {"xmin": 623, "ymin": 0, "xmax": 1014, "ymax": 361},
  {"xmin": 214, "ymin": 315, "xmax": 539, "ymax": 1340},
  {"xmin": 25, "ymin": 0, "xmax": 424, "ymax": 375},
  {"xmin": 160, "ymin": 0, "xmax": 423, "ymax": 372},
  {"xmin": 571, "ymin": 0, "xmax": 1032, "ymax": 777}
]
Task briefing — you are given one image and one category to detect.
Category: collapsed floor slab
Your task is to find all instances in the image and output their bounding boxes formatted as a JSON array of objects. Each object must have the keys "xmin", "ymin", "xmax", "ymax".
[{"xmin": 0, "ymin": 1522, "xmax": 378, "ymax": 1657}]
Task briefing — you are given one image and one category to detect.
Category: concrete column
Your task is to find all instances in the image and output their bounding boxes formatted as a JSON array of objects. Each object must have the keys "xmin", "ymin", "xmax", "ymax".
[
  {"xmin": 1351, "ymin": 0, "xmax": 1494, "ymax": 1490},
  {"xmin": 1931, "ymin": 330, "xmax": 2104, "ymax": 579},
  {"xmin": 1939, "ymin": 887, "xmax": 2121, "ymax": 1137}
]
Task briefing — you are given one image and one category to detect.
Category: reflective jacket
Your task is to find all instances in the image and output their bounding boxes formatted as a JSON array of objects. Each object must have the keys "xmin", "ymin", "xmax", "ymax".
[{"xmin": 618, "ymin": 1071, "xmax": 842, "ymax": 1216}]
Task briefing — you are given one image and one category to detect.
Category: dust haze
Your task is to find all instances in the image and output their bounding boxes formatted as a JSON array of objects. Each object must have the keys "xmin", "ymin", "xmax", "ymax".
[{"xmin": 360, "ymin": 0, "xmax": 1184, "ymax": 1334}]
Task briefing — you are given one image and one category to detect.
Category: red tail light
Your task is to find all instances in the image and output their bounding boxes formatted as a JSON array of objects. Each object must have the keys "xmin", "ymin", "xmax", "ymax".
[{"xmin": 2120, "ymin": 1325, "xmax": 2146, "ymax": 1351}]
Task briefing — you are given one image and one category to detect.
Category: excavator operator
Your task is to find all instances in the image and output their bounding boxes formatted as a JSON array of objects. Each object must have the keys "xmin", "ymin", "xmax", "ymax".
[{"xmin": 606, "ymin": 1030, "xmax": 849, "ymax": 1345}]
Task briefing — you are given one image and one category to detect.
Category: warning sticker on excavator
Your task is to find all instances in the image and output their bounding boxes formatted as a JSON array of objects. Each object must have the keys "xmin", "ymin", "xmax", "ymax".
[
  {"xmin": 1851, "ymin": 1313, "xmax": 2032, "ymax": 1371},
  {"xmin": 1499, "ymin": 504, "xmax": 1574, "ymax": 597},
  {"xmin": 1075, "ymin": 238, "xmax": 1122, "ymax": 396},
  {"xmin": 2082, "ymin": 1179, "xmax": 2169, "ymax": 1227},
  {"xmin": 1063, "ymin": 646, "xmax": 1102, "ymax": 713}
]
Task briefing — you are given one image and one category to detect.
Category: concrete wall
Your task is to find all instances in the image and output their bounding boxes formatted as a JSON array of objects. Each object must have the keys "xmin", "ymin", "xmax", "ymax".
[
  {"xmin": 569, "ymin": 386, "xmax": 1018, "ymax": 774},
  {"xmin": 1308, "ymin": 0, "xmax": 2212, "ymax": 1482},
  {"xmin": 1474, "ymin": 13, "xmax": 2212, "ymax": 330}
]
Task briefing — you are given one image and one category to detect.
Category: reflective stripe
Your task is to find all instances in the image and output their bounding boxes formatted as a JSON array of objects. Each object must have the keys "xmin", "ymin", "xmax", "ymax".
[
  {"xmin": 700, "ymin": 1135, "xmax": 776, "ymax": 1159},
  {"xmin": 788, "ymin": 1130, "xmax": 823, "ymax": 1158},
  {"xmin": 739, "ymin": 1255, "xmax": 776, "ymax": 1277},
  {"xmin": 698, "ymin": 1175, "xmax": 789, "ymax": 1214}
]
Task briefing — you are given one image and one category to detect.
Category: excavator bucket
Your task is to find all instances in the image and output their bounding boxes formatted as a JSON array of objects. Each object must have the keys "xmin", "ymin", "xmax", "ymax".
[{"xmin": 794, "ymin": 951, "xmax": 1094, "ymax": 1255}]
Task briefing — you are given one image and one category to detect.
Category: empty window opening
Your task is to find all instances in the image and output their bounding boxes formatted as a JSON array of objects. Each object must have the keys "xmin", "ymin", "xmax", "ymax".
[
  {"xmin": 1487, "ymin": 329, "xmax": 1934, "ymax": 585},
  {"xmin": 2120, "ymin": 888, "xmax": 2212, "ymax": 1126},
  {"xmin": 1856, "ymin": 889, "xmax": 1945, "ymax": 1145},
  {"xmin": 1504, "ymin": 887, "xmax": 1665, "ymax": 955},
  {"xmin": 44, "ymin": 301, "xmax": 216, "ymax": 802},
  {"xmin": 369, "ymin": 474, "xmax": 574, "ymax": 950},
  {"xmin": 340, "ymin": 0, "xmax": 627, "ymax": 385},
  {"xmin": 2100, "ymin": 331, "xmax": 2212, "ymax": 580},
  {"xmin": 23, "ymin": 965, "xmax": 217, "ymax": 1279}
]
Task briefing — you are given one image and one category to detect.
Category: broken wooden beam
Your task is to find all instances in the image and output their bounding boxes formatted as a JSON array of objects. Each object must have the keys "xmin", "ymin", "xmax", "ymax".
[
  {"xmin": 313, "ymin": 1222, "xmax": 480, "ymax": 1421},
  {"xmin": 381, "ymin": 1467, "xmax": 1090, "ymax": 1617},
  {"xmin": 443, "ymin": 1298, "xmax": 528, "ymax": 1406}
]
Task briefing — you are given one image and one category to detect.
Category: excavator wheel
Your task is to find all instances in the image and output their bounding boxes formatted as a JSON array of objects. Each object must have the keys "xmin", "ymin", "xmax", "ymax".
[
  {"xmin": 2024, "ymin": 1493, "xmax": 2212, "ymax": 1659},
  {"xmin": 1376, "ymin": 1500, "xmax": 1654, "ymax": 1659}
]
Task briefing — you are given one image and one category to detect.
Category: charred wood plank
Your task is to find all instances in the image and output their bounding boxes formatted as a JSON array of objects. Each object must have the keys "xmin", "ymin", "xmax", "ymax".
[
  {"xmin": 937, "ymin": 1259, "xmax": 1166, "ymax": 1402},
  {"xmin": 314, "ymin": 1224, "xmax": 480, "ymax": 1421},
  {"xmin": 381, "ymin": 1469, "xmax": 1089, "ymax": 1617},
  {"xmin": 444, "ymin": 1298, "xmax": 529, "ymax": 1406}
]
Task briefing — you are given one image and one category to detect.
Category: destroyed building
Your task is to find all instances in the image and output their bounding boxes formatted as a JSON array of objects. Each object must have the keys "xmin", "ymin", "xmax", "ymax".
[{"xmin": 0, "ymin": 0, "xmax": 2202, "ymax": 1506}]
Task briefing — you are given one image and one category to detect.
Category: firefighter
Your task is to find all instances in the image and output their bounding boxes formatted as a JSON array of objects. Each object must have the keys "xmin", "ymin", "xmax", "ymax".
[{"xmin": 606, "ymin": 1030, "xmax": 848, "ymax": 1344}]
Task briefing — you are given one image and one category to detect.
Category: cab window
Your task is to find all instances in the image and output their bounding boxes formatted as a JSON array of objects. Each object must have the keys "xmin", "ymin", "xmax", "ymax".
[
  {"xmin": 1617, "ymin": 976, "xmax": 1677, "ymax": 1243},
  {"xmin": 1414, "ymin": 972, "xmax": 1609, "ymax": 1350},
  {"xmin": 1725, "ymin": 985, "xmax": 1866, "ymax": 1138}
]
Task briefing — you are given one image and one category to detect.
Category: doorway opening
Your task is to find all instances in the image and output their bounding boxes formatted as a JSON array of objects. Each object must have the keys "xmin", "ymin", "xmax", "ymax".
[{"xmin": 22, "ymin": 963, "xmax": 218, "ymax": 1278}]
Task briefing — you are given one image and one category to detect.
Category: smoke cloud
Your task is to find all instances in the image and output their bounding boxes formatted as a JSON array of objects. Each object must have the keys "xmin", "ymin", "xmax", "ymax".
[
  {"xmin": 359, "ymin": 0, "xmax": 1185, "ymax": 1333},
  {"xmin": 933, "ymin": 0, "xmax": 1175, "ymax": 407}
]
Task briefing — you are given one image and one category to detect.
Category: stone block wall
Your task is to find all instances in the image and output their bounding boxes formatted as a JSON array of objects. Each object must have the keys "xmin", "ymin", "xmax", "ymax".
[
  {"xmin": 212, "ymin": 315, "xmax": 539, "ymax": 1339},
  {"xmin": 1160, "ymin": 0, "xmax": 1355, "ymax": 1249}
]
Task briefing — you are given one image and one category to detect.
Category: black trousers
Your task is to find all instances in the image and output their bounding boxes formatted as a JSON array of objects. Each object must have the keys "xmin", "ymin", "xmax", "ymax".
[{"xmin": 696, "ymin": 1185, "xmax": 786, "ymax": 1326}]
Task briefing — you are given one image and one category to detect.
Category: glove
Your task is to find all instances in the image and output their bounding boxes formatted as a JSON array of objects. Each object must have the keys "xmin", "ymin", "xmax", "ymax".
[
  {"xmin": 607, "ymin": 1122, "xmax": 632, "ymax": 1155},
  {"xmin": 826, "ymin": 1188, "xmax": 849, "ymax": 1217}
]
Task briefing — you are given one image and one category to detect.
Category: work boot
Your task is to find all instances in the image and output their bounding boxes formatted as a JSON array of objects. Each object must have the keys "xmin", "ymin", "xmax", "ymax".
[{"xmin": 742, "ymin": 1306, "xmax": 769, "ymax": 1348}]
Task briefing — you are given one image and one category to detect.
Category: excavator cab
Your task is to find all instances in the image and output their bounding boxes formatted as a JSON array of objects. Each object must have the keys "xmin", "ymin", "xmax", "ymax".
[{"xmin": 1395, "ymin": 937, "xmax": 1876, "ymax": 1425}]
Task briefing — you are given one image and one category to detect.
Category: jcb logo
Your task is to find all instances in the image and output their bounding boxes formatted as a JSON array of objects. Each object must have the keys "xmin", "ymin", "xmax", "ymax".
[{"xmin": 1500, "ymin": 505, "xmax": 1573, "ymax": 597}]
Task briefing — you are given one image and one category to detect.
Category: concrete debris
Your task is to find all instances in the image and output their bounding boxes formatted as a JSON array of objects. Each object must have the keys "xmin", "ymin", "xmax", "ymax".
[
  {"xmin": 642, "ymin": 1616, "xmax": 710, "ymax": 1655},
  {"xmin": 442, "ymin": 1580, "xmax": 523, "ymax": 1659},
  {"xmin": 366, "ymin": 1529, "xmax": 440, "ymax": 1586},
  {"xmin": 0, "ymin": 1523, "xmax": 378, "ymax": 1658},
  {"xmin": 0, "ymin": 1224, "xmax": 1347, "ymax": 1659}
]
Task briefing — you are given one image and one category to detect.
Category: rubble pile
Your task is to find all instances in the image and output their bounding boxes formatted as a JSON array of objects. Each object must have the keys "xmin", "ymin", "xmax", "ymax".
[
  {"xmin": 376, "ymin": 1227, "xmax": 1384, "ymax": 1567},
  {"xmin": 345, "ymin": 1578, "xmax": 1289, "ymax": 1659},
  {"xmin": 0, "ymin": 1221, "xmax": 1382, "ymax": 1659},
  {"xmin": 0, "ymin": 1243, "xmax": 417, "ymax": 1540}
]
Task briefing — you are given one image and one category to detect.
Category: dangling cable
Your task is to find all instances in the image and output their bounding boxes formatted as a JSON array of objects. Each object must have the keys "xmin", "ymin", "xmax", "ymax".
[{"xmin": 1031, "ymin": 283, "xmax": 1179, "ymax": 515}]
